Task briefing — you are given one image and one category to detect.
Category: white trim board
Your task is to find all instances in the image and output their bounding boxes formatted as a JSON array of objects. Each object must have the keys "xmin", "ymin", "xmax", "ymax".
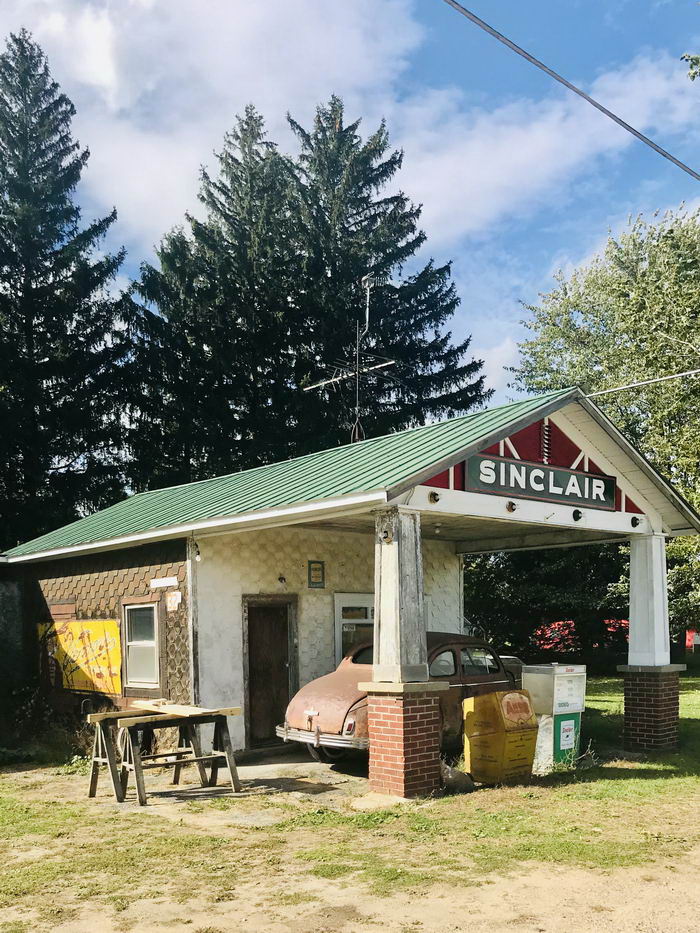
[
  {"xmin": 556, "ymin": 400, "xmax": 697, "ymax": 535},
  {"xmin": 4, "ymin": 490, "xmax": 388, "ymax": 563},
  {"xmin": 406, "ymin": 485, "xmax": 653, "ymax": 537}
]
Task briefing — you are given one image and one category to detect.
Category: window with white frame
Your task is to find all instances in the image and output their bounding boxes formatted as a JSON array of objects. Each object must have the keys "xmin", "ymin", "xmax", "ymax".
[
  {"xmin": 124, "ymin": 604, "xmax": 159, "ymax": 687},
  {"xmin": 334, "ymin": 593, "xmax": 374, "ymax": 663}
]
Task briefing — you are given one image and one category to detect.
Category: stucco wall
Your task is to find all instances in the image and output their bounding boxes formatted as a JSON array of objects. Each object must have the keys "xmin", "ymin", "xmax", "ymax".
[{"xmin": 194, "ymin": 525, "xmax": 461, "ymax": 748}]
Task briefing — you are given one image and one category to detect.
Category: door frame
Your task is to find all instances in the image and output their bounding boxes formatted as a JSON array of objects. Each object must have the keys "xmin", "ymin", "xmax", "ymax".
[{"xmin": 242, "ymin": 594, "xmax": 298, "ymax": 748}]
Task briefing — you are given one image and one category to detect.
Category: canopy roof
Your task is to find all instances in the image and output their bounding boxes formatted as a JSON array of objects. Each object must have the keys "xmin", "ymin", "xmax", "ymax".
[{"xmin": 3, "ymin": 386, "xmax": 698, "ymax": 563}]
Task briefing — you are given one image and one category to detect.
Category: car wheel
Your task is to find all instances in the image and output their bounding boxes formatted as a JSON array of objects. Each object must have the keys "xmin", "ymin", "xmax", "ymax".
[{"xmin": 306, "ymin": 744, "xmax": 348, "ymax": 764}]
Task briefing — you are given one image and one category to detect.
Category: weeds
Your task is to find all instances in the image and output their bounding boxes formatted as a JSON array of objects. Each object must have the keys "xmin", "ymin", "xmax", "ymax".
[{"xmin": 56, "ymin": 755, "xmax": 91, "ymax": 776}]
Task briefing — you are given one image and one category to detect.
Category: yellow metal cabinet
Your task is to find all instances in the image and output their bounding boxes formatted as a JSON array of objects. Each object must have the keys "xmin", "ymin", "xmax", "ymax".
[{"xmin": 463, "ymin": 690, "xmax": 538, "ymax": 784}]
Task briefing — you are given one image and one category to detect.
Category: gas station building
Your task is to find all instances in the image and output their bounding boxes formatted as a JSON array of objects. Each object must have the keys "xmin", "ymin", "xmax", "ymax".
[{"xmin": 1, "ymin": 386, "xmax": 697, "ymax": 797}]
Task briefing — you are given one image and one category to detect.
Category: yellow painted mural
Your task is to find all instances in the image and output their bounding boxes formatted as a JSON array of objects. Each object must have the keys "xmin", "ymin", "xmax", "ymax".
[{"xmin": 39, "ymin": 619, "xmax": 122, "ymax": 694}]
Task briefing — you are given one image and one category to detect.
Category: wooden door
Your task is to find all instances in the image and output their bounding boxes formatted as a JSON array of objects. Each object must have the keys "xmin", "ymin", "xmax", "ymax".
[{"xmin": 248, "ymin": 603, "xmax": 290, "ymax": 746}]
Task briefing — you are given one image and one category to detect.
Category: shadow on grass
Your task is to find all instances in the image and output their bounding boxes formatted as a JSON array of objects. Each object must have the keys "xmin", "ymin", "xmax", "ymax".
[{"xmin": 557, "ymin": 712, "xmax": 700, "ymax": 787}]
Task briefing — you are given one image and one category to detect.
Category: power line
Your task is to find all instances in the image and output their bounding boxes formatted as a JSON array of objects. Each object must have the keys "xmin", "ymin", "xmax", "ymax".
[
  {"xmin": 586, "ymin": 368, "xmax": 700, "ymax": 397},
  {"xmin": 439, "ymin": 0, "xmax": 700, "ymax": 183}
]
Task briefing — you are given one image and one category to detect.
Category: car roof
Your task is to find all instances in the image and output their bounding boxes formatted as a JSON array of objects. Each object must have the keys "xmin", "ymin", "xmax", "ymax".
[
  {"xmin": 349, "ymin": 631, "xmax": 493, "ymax": 657},
  {"xmin": 427, "ymin": 632, "xmax": 490, "ymax": 649}
]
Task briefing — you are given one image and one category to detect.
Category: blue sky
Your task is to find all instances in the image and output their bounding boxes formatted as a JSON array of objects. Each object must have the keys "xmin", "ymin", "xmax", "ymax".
[{"xmin": 2, "ymin": 0, "xmax": 700, "ymax": 402}]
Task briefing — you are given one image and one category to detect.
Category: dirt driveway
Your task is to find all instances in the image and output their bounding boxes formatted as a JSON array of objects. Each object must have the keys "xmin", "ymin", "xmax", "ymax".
[{"xmin": 2, "ymin": 743, "xmax": 699, "ymax": 933}]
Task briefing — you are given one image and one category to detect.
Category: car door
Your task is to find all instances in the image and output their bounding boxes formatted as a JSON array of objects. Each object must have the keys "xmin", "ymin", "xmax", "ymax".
[
  {"xmin": 427, "ymin": 647, "xmax": 463, "ymax": 741},
  {"xmin": 460, "ymin": 645, "xmax": 512, "ymax": 700}
]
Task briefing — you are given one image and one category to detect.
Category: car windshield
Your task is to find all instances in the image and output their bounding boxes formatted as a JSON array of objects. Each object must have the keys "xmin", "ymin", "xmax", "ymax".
[{"xmin": 352, "ymin": 645, "xmax": 374, "ymax": 664}]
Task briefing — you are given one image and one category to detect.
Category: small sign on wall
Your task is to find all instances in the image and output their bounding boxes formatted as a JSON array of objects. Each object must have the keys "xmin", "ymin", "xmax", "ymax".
[
  {"xmin": 307, "ymin": 560, "xmax": 325, "ymax": 589},
  {"xmin": 150, "ymin": 576, "xmax": 178, "ymax": 589},
  {"xmin": 165, "ymin": 590, "xmax": 182, "ymax": 612}
]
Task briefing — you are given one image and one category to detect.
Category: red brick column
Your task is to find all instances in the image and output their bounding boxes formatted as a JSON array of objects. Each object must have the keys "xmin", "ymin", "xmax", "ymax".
[
  {"xmin": 618, "ymin": 664, "xmax": 685, "ymax": 750},
  {"xmin": 359, "ymin": 682, "xmax": 448, "ymax": 798}
]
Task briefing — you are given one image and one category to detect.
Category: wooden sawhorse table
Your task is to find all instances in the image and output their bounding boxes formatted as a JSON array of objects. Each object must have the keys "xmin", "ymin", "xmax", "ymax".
[{"xmin": 87, "ymin": 702, "xmax": 241, "ymax": 806}]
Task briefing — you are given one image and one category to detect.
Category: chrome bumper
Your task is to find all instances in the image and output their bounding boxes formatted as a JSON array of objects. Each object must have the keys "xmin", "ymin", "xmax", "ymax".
[{"xmin": 275, "ymin": 723, "xmax": 369, "ymax": 750}]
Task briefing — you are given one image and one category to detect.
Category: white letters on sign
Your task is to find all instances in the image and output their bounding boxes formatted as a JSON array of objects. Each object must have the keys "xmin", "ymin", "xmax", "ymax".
[
  {"xmin": 530, "ymin": 469, "xmax": 545, "ymax": 491},
  {"xmin": 479, "ymin": 460, "xmax": 496, "ymax": 484},
  {"xmin": 467, "ymin": 455, "xmax": 617, "ymax": 511}
]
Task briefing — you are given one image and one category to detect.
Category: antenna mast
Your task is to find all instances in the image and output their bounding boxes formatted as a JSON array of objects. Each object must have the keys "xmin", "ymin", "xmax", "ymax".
[
  {"xmin": 351, "ymin": 273, "xmax": 376, "ymax": 442},
  {"xmin": 303, "ymin": 272, "xmax": 397, "ymax": 442}
]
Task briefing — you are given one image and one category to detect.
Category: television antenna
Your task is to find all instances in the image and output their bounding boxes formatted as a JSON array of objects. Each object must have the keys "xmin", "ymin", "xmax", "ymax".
[{"xmin": 303, "ymin": 272, "xmax": 400, "ymax": 442}]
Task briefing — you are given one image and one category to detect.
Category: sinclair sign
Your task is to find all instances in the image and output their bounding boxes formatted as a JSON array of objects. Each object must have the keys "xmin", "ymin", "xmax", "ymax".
[{"xmin": 466, "ymin": 454, "xmax": 616, "ymax": 511}]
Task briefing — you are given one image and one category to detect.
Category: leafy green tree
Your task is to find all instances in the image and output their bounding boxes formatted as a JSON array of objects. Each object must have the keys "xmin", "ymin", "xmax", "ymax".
[
  {"xmin": 463, "ymin": 546, "xmax": 627, "ymax": 665},
  {"xmin": 128, "ymin": 98, "xmax": 488, "ymax": 487},
  {"xmin": 514, "ymin": 209, "xmax": 700, "ymax": 635},
  {"xmin": 0, "ymin": 30, "xmax": 126, "ymax": 550},
  {"xmin": 681, "ymin": 52, "xmax": 700, "ymax": 81}
]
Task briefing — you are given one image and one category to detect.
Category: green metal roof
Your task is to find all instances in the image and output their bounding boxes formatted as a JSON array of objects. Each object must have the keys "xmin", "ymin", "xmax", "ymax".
[{"xmin": 4, "ymin": 388, "xmax": 578, "ymax": 560}]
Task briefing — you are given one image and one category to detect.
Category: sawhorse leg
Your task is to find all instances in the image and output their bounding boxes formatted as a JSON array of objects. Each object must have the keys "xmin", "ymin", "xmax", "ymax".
[
  {"xmin": 210, "ymin": 717, "xmax": 241, "ymax": 792},
  {"xmin": 172, "ymin": 724, "xmax": 209, "ymax": 788},
  {"xmin": 88, "ymin": 721, "xmax": 124, "ymax": 802},
  {"xmin": 127, "ymin": 726, "xmax": 148, "ymax": 806},
  {"xmin": 118, "ymin": 727, "xmax": 130, "ymax": 797}
]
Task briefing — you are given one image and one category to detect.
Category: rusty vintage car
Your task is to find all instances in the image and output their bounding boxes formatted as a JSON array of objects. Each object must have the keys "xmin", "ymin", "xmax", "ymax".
[{"xmin": 276, "ymin": 632, "xmax": 522, "ymax": 762}]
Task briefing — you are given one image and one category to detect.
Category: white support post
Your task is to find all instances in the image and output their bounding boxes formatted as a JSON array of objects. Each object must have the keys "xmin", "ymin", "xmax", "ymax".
[
  {"xmin": 372, "ymin": 506, "xmax": 429, "ymax": 683},
  {"xmin": 627, "ymin": 533, "xmax": 670, "ymax": 666}
]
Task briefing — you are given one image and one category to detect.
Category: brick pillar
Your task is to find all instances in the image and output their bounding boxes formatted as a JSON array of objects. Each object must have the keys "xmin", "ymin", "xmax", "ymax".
[
  {"xmin": 618, "ymin": 664, "xmax": 685, "ymax": 750},
  {"xmin": 359, "ymin": 682, "xmax": 448, "ymax": 798}
]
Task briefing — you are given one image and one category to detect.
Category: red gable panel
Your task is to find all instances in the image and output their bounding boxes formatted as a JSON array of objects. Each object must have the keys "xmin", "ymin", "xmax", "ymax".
[
  {"xmin": 426, "ymin": 468, "xmax": 450, "ymax": 489},
  {"xmin": 549, "ymin": 422, "xmax": 580, "ymax": 469},
  {"xmin": 423, "ymin": 416, "xmax": 645, "ymax": 515},
  {"xmin": 507, "ymin": 423, "xmax": 543, "ymax": 462}
]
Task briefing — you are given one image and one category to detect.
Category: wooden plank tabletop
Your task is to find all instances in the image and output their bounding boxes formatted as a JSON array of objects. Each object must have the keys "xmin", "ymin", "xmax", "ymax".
[
  {"xmin": 131, "ymin": 700, "xmax": 242, "ymax": 718},
  {"xmin": 88, "ymin": 702, "xmax": 241, "ymax": 725},
  {"xmin": 117, "ymin": 705, "xmax": 242, "ymax": 729}
]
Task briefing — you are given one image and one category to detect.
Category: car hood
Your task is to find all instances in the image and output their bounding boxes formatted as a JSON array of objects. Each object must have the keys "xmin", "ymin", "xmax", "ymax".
[{"xmin": 284, "ymin": 662, "xmax": 371, "ymax": 735}]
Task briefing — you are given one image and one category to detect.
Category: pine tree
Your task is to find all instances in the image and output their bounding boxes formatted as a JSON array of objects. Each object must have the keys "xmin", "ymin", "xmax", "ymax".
[
  {"xmin": 0, "ymin": 31, "xmax": 125, "ymax": 549},
  {"xmin": 127, "ymin": 106, "xmax": 294, "ymax": 488},
  {"xmin": 286, "ymin": 96, "xmax": 488, "ymax": 452},
  {"xmin": 129, "ymin": 97, "xmax": 489, "ymax": 489}
]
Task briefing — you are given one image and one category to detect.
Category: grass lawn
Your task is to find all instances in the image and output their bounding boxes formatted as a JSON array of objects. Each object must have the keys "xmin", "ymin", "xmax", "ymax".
[{"xmin": 1, "ymin": 676, "xmax": 699, "ymax": 931}]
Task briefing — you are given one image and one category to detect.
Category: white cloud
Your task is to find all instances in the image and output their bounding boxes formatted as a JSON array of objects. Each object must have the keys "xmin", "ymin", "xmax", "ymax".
[
  {"xmin": 471, "ymin": 336, "xmax": 520, "ymax": 399},
  {"xmin": 0, "ymin": 0, "xmax": 422, "ymax": 253},
  {"xmin": 392, "ymin": 52, "xmax": 700, "ymax": 249},
  {"xmin": 0, "ymin": 2, "xmax": 698, "ymax": 326}
]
